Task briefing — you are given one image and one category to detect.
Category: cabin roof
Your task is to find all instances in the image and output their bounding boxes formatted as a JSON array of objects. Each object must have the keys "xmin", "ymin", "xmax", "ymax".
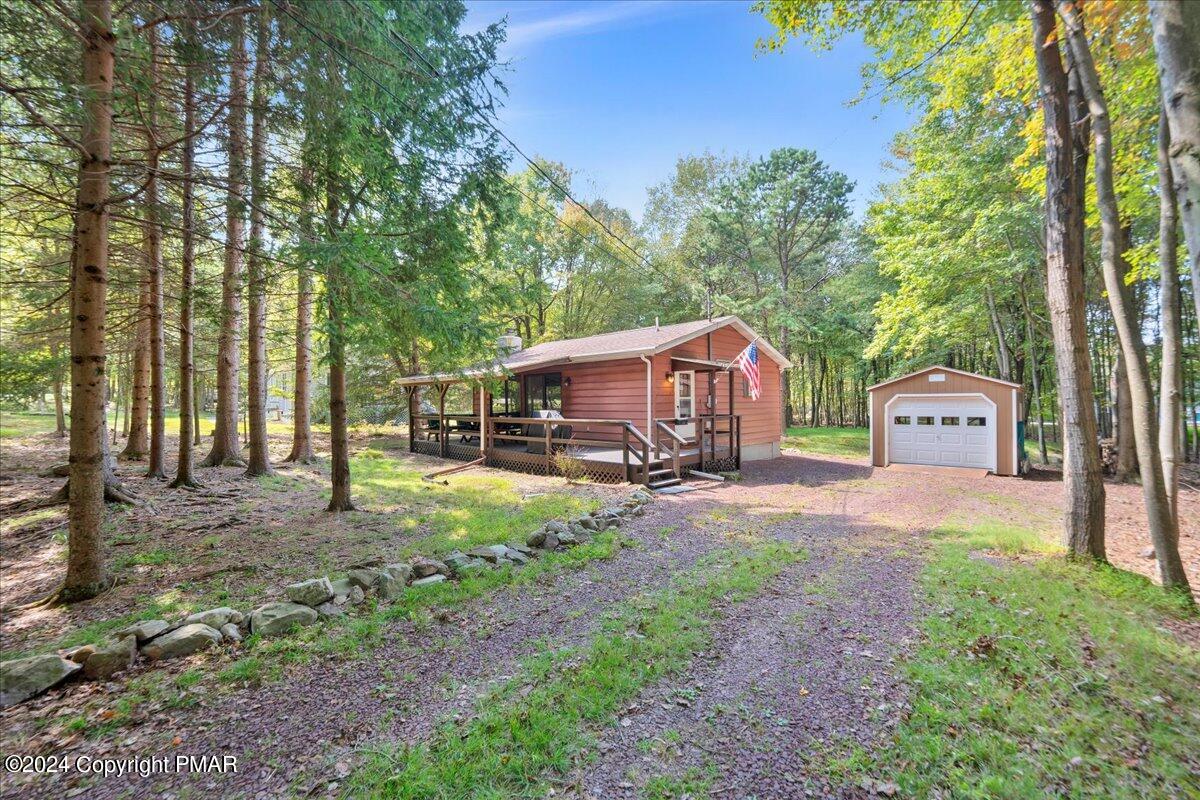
[{"xmin": 397, "ymin": 315, "xmax": 791, "ymax": 386}]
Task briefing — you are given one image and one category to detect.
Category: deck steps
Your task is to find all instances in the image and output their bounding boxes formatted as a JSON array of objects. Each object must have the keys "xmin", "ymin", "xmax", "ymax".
[{"xmin": 647, "ymin": 477, "xmax": 682, "ymax": 490}]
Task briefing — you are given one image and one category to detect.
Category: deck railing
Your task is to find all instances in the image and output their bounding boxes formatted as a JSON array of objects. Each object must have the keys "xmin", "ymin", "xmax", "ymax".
[{"xmin": 409, "ymin": 411, "xmax": 741, "ymax": 483}]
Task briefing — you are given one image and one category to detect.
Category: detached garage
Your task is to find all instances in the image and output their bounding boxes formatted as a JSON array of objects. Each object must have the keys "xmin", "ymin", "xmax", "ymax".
[{"xmin": 868, "ymin": 367, "xmax": 1024, "ymax": 477}]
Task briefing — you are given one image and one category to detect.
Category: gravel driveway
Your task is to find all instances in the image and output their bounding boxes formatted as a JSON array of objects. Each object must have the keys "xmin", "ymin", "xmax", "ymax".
[{"xmin": 4, "ymin": 450, "xmax": 1190, "ymax": 799}]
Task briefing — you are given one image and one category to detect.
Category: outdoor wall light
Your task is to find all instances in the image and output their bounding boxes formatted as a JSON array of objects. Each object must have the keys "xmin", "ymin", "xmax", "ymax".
[
  {"xmin": 666, "ymin": 372, "xmax": 674, "ymax": 383},
  {"xmin": 563, "ymin": 376, "xmax": 572, "ymax": 387}
]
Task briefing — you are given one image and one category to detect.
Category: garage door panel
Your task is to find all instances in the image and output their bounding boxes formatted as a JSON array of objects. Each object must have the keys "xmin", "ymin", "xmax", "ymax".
[{"xmin": 887, "ymin": 396, "xmax": 995, "ymax": 473}]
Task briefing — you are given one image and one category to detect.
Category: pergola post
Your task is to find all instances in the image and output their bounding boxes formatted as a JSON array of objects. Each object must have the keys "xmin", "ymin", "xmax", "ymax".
[
  {"xmin": 480, "ymin": 385, "xmax": 490, "ymax": 457},
  {"xmin": 406, "ymin": 386, "xmax": 416, "ymax": 453},
  {"xmin": 437, "ymin": 383, "xmax": 448, "ymax": 458}
]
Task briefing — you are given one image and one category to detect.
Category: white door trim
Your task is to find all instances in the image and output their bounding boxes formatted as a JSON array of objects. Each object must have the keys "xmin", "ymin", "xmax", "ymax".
[
  {"xmin": 883, "ymin": 392, "xmax": 997, "ymax": 473},
  {"xmin": 674, "ymin": 370, "xmax": 696, "ymax": 439}
]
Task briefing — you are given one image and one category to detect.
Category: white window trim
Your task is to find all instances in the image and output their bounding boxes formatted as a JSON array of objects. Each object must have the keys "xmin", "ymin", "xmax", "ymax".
[{"xmin": 882, "ymin": 392, "xmax": 998, "ymax": 473}]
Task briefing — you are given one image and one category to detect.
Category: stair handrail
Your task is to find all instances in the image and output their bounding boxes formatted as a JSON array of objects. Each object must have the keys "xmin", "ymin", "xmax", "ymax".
[{"xmin": 654, "ymin": 420, "xmax": 683, "ymax": 478}]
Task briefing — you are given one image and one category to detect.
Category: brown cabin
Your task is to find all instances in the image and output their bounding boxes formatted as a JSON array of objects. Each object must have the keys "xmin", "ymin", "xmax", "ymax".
[{"xmin": 398, "ymin": 316, "xmax": 791, "ymax": 487}]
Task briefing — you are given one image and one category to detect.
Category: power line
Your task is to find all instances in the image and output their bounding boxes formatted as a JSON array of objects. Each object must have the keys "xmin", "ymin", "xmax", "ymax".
[
  {"xmin": 273, "ymin": 0, "xmax": 661, "ymax": 281},
  {"xmin": 365, "ymin": 0, "xmax": 657, "ymax": 274}
]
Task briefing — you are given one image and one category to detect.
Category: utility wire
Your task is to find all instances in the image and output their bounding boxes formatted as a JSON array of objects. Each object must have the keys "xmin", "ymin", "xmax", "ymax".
[{"xmin": 274, "ymin": 0, "xmax": 661, "ymax": 282}]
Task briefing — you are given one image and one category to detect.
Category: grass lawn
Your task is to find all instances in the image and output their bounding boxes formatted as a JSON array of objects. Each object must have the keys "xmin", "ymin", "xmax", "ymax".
[
  {"xmin": 836, "ymin": 520, "xmax": 1200, "ymax": 798},
  {"xmin": 0, "ymin": 410, "xmax": 408, "ymax": 439},
  {"xmin": 783, "ymin": 426, "xmax": 870, "ymax": 458}
]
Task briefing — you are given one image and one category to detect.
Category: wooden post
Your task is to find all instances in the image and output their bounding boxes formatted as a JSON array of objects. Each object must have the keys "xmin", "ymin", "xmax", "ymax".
[
  {"xmin": 407, "ymin": 386, "xmax": 416, "ymax": 453},
  {"xmin": 543, "ymin": 420, "xmax": 552, "ymax": 473},
  {"xmin": 479, "ymin": 386, "xmax": 489, "ymax": 456},
  {"xmin": 622, "ymin": 425, "xmax": 630, "ymax": 482},
  {"xmin": 735, "ymin": 416, "xmax": 741, "ymax": 469},
  {"xmin": 438, "ymin": 383, "xmax": 447, "ymax": 458}
]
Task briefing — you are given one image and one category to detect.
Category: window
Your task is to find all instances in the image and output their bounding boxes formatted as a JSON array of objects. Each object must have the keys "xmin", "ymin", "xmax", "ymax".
[
  {"xmin": 893, "ymin": 415, "xmax": 911, "ymax": 425},
  {"xmin": 525, "ymin": 373, "xmax": 562, "ymax": 413},
  {"xmin": 917, "ymin": 416, "xmax": 934, "ymax": 426},
  {"xmin": 941, "ymin": 416, "xmax": 959, "ymax": 426},
  {"xmin": 967, "ymin": 416, "xmax": 987, "ymax": 427}
]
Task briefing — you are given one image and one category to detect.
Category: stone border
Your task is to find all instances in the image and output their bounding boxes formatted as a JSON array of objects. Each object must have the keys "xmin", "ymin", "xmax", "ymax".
[{"xmin": 0, "ymin": 489, "xmax": 654, "ymax": 708}]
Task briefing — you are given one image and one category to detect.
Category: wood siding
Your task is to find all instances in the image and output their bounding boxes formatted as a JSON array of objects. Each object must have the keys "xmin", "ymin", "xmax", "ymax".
[
  {"xmin": 511, "ymin": 324, "xmax": 784, "ymax": 448},
  {"xmin": 869, "ymin": 370, "xmax": 1023, "ymax": 476}
]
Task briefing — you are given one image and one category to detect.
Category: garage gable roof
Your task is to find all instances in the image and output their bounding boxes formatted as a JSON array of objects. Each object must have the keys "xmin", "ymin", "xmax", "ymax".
[{"xmin": 867, "ymin": 365, "xmax": 1022, "ymax": 392}]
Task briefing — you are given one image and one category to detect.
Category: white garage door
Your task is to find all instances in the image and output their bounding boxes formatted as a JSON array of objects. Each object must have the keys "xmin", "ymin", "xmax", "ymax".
[{"xmin": 887, "ymin": 396, "xmax": 995, "ymax": 471}]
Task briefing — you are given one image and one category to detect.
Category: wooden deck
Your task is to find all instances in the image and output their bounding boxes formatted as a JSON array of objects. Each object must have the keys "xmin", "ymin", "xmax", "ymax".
[{"xmin": 408, "ymin": 412, "xmax": 740, "ymax": 485}]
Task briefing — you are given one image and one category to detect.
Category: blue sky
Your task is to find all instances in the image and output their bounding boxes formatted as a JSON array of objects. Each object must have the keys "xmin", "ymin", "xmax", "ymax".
[{"xmin": 462, "ymin": 0, "xmax": 913, "ymax": 222}]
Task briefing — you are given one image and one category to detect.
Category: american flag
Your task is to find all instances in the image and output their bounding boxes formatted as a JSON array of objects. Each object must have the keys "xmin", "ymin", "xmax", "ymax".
[{"xmin": 731, "ymin": 341, "xmax": 761, "ymax": 401}]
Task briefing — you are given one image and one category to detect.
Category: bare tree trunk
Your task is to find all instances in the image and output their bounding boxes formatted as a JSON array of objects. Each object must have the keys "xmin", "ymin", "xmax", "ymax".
[
  {"xmin": 1158, "ymin": 112, "xmax": 1184, "ymax": 522},
  {"xmin": 1019, "ymin": 284, "xmax": 1049, "ymax": 465},
  {"xmin": 202, "ymin": 13, "xmax": 248, "ymax": 468},
  {"xmin": 62, "ymin": 0, "xmax": 115, "ymax": 603},
  {"xmin": 145, "ymin": 24, "xmax": 166, "ymax": 479},
  {"xmin": 120, "ymin": 273, "xmax": 150, "ymax": 460},
  {"xmin": 1059, "ymin": 0, "xmax": 1190, "ymax": 596},
  {"xmin": 1110, "ymin": 351, "xmax": 1137, "ymax": 481},
  {"xmin": 244, "ymin": 2, "xmax": 272, "ymax": 477},
  {"xmin": 1150, "ymin": 0, "xmax": 1200, "ymax": 324},
  {"xmin": 284, "ymin": 164, "xmax": 316, "ymax": 464},
  {"xmin": 1032, "ymin": 0, "xmax": 1106, "ymax": 560},
  {"xmin": 53, "ymin": 341, "xmax": 66, "ymax": 437},
  {"xmin": 985, "ymin": 287, "xmax": 1013, "ymax": 381},
  {"xmin": 193, "ymin": 373, "xmax": 202, "ymax": 445},
  {"xmin": 172, "ymin": 12, "xmax": 200, "ymax": 489}
]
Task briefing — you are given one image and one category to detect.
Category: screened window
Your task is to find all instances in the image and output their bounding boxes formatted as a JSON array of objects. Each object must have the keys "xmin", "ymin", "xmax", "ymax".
[
  {"xmin": 893, "ymin": 415, "xmax": 911, "ymax": 425},
  {"xmin": 941, "ymin": 416, "xmax": 960, "ymax": 426},
  {"xmin": 917, "ymin": 416, "xmax": 934, "ymax": 426},
  {"xmin": 967, "ymin": 416, "xmax": 987, "ymax": 427},
  {"xmin": 525, "ymin": 373, "xmax": 562, "ymax": 413}
]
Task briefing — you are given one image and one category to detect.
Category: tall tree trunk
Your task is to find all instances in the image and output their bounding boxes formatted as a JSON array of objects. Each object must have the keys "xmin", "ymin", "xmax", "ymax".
[
  {"xmin": 244, "ymin": 2, "xmax": 272, "ymax": 477},
  {"xmin": 1158, "ymin": 112, "xmax": 1184, "ymax": 522},
  {"xmin": 1150, "ymin": 0, "xmax": 1200, "ymax": 325},
  {"xmin": 284, "ymin": 169, "xmax": 316, "ymax": 464},
  {"xmin": 193, "ymin": 373, "xmax": 202, "ymax": 445},
  {"xmin": 1109, "ymin": 351, "xmax": 1136, "ymax": 480},
  {"xmin": 53, "ymin": 341, "xmax": 66, "ymax": 437},
  {"xmin": 985, "ymin": 287, "xmax": 1013, "ymax": 381},
  {"xmin": 172, "ymin": 12, "xmax": 200, "ymax": 489},
  {"xmin": 202, "ymin": 13, "xmax": 248, "ymax": 468},
  {"xmin": 1031, "ymin": 0, "xmax": 1106, "ymax": 560},
  {"xmin": 144, "ymin": 24, "xmax": 166, "ymax": 479},
  {"xmin": 1059, "ymin": 1, "xmax": 1190, "ymax": 596},
  {"xmin": 326, "ymin": 202, "xmax": 353, "ymax": 512},
  {"xmin": 62, "ymin": 0, "xmax": 115, "ymax": 603},
  {"xmin": 1019, "ymin": 284, "xmax": 1049, "ymax": 465},
  {"xmin": 120, "ymin": 273, "xmax": 150, "ymax": 459}
]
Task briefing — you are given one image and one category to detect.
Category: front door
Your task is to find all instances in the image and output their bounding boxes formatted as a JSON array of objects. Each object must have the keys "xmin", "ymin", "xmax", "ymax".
[{"xmin": 674, "ymin": 370, "xmax": 696, "ymax": 440}]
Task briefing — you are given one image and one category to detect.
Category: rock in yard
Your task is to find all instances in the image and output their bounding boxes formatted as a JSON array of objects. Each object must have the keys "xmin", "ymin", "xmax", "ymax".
[
  {"xmin": 64, "ymin": 645, "xmax": 97, "ymax": 665},
  {"xmin": 141, "ymin": 624, "xmax": 222, "ymax": 661},
  {"xmin": 545, "ymin": 520, "xmax": 569, "ymax": 535},
  {"xmin": 454, "ymin": 559, "xmax": 487, "ymax": 576},
  {"xmin": 383, "ymin": 563, "xmax": 414, "ymax": 584},
  {"xmin": 82, "ymin": 636, "xmax": 137, "ymax": 680},
  {"xmin": 541, "ymin": 532, "xmax": 560, "ymax": 551},
  {"xmin": 508, "ymin": 543, "xmax": 538, "ymax": 558},
  {"xmin": 376, "ymin": 572, "xmax": 402, "ymax": 600},
  {"xmin": 220, "ymin": 623, "xmax": 243, "ymax": 643},
  {"xmin": 248, "ymin": 603, "xmax": 318, "ymax": 638},
  {"xmin": 1, "ymin": 654, "xmax": 81, "ymax": 707},
  {"xmin": 505, "ymin": 550, "xmax": 530, "ymax": 566},
  {"xmin": 347, "ymin": 568, "xmax": 385, "ymax": 591},
  {"xmin": 411, "ymin": 574, "xmax": 447, "ymax": 587},
  {"xmin": 467, "ymin": 545, "xmax": 510, "ymax": 564},
  {"xmin": 114, "ymin": 619, "xmax": 169, "ymax": 644},
  {"xmin": 315, "ymin": 602, "xmax": 345, "ymax": 618},
  {"xmin": 330, "ymin": 578, "xmax": 354, "ymax": 604},
  {"xmin": 578, "ymin": 516, "xmax": 599, "ymax": 531},
  {"xmin": 411, "ymin": 557, "xmax": 449, "ymax": 578},
  {"xmin": 184, "ymin": 606, "xmax": 243, "ymax": 629},
  {"xmin": 557, "ymin": 531, "xmax": 579, "ymax": 546},
  {"xmin": 349, "ymin": 585, "xmax": 365, "ymax": 605},
  {"xmin": 286, "ymin": 577, "xmax": 335, "ymax": 607},
  {"xmin": 527, "ymin": 529, "xmax": 547, "ymax": 548}
]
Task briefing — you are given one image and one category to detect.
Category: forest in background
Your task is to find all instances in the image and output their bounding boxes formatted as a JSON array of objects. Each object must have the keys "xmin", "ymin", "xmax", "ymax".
[{"xmin": 1, "ymin": 0, "xmax": 1198, "ymax": 599}]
